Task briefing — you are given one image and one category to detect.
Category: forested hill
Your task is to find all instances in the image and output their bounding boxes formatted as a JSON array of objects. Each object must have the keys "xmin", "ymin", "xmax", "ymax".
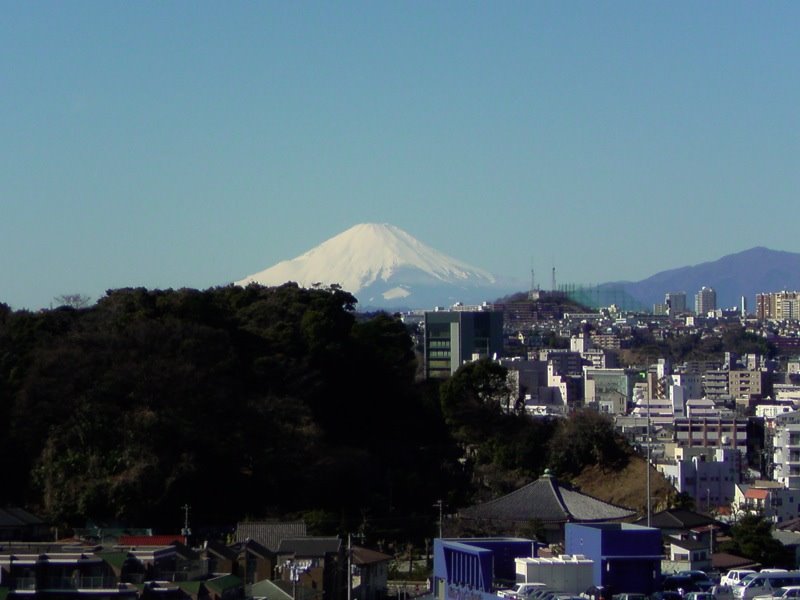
[{"xmin": 0, "ymin": 284, "xmax": 634, "ymax": 541}]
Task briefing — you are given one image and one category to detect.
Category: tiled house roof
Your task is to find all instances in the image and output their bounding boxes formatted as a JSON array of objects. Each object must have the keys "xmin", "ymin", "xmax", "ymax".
[
  {"xmin": 0, "ymin": 507, "xmax": 45, "ymax": 527},
  {"xmin": 632, "ymin": 509, "xmax": 716, "ymax": 529},
  {"xmin": 235, "ymin": 521, "xmax": 307, "ymax": 552},
  {"xmin": 277, "ymin": 537, "xmax": 341, "ymax": 557},
  {"xmin": 118, "ymin": 535, "xmax": 187, "ymax": 546},
  {"xmin": 458, "ymin": 472, "xmax": 635, "ymax": 524},
  {"xmin": 205, "ymin": 574, "xmax": 242, "ymax": 594},
  {"xmin": 352, "ymin": 546, "xmax": 392, "ymax": 566},
  {"xmin": 231, "ymin": 538, "xmax": 272, "ymax": 558},
  {"xmin": 205, "ymin": 540, "xmax": 238, "ymax": 562}
]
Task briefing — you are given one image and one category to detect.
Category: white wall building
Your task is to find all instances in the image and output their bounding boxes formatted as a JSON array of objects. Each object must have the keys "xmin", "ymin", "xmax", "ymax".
[
  {"xmin": 658, "ymin": 448, "xmax": 741, "ymax": 511},
  {"xmin": 772, "ymin": 411, "xmax": 800, "ymax": 489}
]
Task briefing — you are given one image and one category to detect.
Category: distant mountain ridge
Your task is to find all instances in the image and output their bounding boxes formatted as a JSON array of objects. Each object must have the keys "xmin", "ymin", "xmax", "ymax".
[
  {"xmin": 237, "ymin": 223, "xmax": 516, "ymax": 309},
  {"xmin": 606, "ymin": 247, "xmax": 800, "ymax": 310}
]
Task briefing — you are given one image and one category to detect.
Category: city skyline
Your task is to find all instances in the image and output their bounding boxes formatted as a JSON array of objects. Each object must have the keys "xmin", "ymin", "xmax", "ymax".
[{"xmin": 3, "ymin": 3, "xmax": 800, "ymax": 310}]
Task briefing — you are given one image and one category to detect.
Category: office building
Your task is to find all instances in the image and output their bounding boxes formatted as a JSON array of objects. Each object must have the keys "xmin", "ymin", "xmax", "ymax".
[
  {"xmin": 665, "ymin": 292, "xmax": 688, "ymax": 315},
  {"xmin": 424, "ymin": 310, "xmax": 503, "ymax": 378}
]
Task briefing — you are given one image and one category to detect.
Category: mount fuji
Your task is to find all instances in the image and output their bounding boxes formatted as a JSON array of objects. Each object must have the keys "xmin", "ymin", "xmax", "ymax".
[{"xmin": 236, "ymin": 223, "xmax": 516, "ymax": 309}]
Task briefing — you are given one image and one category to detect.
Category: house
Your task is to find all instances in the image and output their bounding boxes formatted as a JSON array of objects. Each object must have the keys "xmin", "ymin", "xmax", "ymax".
[
  {"xmin": 205, "ymin": 574, "xmax": 244, "ymax": 600},
  {"xmin": 631, "ymin": 509, "xmax": 717, "ymax": 539},
  {"xmin": 277, "ymin": 538, "xmax": 343, "ymax": 600},
  {"xmin": 0, "ymin": 548, "xmax": 139, "ymax": 599},
  {"xmin": 734, "ymin": 482, "xmax": 800, "ymax": 523},
  {"xmin": 351, "ymin": 546, "xmax": 392, "ymax": 600},
  {"xmin": 231, "ymin": 538, "xmax": 275, "ymax": 586},
  {"xmin": 201, "ymin": 541, "xmax": 239, "ymax": 577},
  {"xmin": 454, "ymin": 471, "xmax": 636, "ymax": 544},
  {"xmin": 235, "ymin": 521, "xmax": 307, "ymax": 553},
  {"xmin": 0, "ymin": 507, "xmax": 49, "ymax": 541},
  {"xmin": 664, "ymin": 538, "xmax": 712, "ymax": 573}
]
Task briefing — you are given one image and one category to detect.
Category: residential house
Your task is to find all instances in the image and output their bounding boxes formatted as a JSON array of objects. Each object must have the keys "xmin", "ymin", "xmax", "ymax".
[
  {"xmin": 277, "ymin": 538, "xmax": 343, "ymax": 600},
  {"xmin": 0, "ymin": 507, "xmax": 49, "ymax": 541},
  {"xmin": 351, "ymin": 546, "xmax": 392, "ymax": 600},
  {"xmin": 234, "ymin": 520, "xmax": 307, "ymax": 553},
  {"xmin": 734, "ymin": 481, "xmax": 800, "ymax": 523}
]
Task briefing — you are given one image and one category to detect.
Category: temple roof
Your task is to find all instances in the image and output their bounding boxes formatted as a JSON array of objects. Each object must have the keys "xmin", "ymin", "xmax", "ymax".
[{"xmin": 458, "ymin": 472, "xmax": 635, "ymax": 524}]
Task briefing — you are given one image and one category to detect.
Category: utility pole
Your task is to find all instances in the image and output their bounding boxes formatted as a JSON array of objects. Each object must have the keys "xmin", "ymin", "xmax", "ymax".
[
  {"xmin": 433, "ymin": 500, "xmax": 443, "ymax": 539},
  {"xmin": 347, "ymin": 533, "xmax": 352, "ymax": 600},
  {"xmin": 181, "ymin": 504, "xmax": 191, "ymax": 538},
  {"xmin": 646, "ymin": 393, "xmax": 651, "ymax": 528}
]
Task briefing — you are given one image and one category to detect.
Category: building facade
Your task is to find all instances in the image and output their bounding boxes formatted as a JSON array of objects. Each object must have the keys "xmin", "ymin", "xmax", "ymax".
[
  {"xmin": 695, "ymin": 287, "xmax": 717, "ymax": 316},
  {"xmin": 424, "ymin": 310, "xmax": 503, "ymax": 378}
]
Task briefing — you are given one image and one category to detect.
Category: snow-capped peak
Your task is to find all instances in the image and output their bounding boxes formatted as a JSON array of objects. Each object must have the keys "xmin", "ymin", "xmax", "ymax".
[{"xmin": 236, "ymin": 223, "xmax": 497, "ymax": 296}]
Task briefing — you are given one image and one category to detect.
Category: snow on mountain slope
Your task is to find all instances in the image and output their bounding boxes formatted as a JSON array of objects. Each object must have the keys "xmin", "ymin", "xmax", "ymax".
[{"xmin": 236, "ymin": 223, "xmax": 501, "ymax": 305}]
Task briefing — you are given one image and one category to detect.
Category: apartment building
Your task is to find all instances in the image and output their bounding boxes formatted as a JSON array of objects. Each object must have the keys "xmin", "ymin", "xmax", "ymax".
[
  {"xmin": 702, "ymin": 369, "xmax": 730, "ymax": 401},
  {"xmin": 695, "ymin": 287, "xmax": 717, "ymax": 316},
  {"xmin": 772, "ymin": 411, "xmax": 800, "ymax": 488},
  {"xmin": 584, "ymin": 368, "xmax": 633, "ymax": 415},
  {"xmin": 757, "ymin": 291, "xmax": 800, "ymax": 321},
  {"xmin": 673, "ymin": 416, "xmax": 747, "ymax": 457},
  {"xmin": 658, "ymin": 447, "xmax": 741, "ymax": 511},
  {"xmin": 729, "ymin": 369, "xmax": 771, "ymax": 401}
]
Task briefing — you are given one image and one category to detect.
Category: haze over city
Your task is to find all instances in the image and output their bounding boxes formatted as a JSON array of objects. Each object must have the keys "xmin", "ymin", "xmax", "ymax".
[{"xmin": 3, "ymin": 3, "xmax": 799, "ymax": 310}]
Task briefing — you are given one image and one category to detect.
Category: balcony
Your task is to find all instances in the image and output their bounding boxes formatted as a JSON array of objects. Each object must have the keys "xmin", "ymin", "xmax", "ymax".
[
  {"xmin": 79, "ymin": 576, "xmax": 119, "ymax": 589},
  {"xmin": 12, "ymin": 576, "xmax": 36, "ymax": 591}
]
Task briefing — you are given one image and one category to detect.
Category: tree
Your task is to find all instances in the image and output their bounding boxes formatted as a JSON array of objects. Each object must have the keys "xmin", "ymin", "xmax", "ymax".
[
  {"xmin": 439, "ymin": 359, "xmax": 510, "ymax": 440},
  {"xmin": 547, "ymin": 409, "xmax": 629, "ymax": 477},
  {"xmin": 670, "ymin": 491, "xmax": 695, "ymax": 511},
  {"xmin": 721, "ymin": 513, "xmax": 791, "ymax": 568},
  {"xmin": 53, "ymin": 294, "xmax": 92, "ymax": 309}
]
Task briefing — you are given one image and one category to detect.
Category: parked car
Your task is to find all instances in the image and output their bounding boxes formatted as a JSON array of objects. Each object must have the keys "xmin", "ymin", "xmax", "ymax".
[
  {"xmin": 684, "ymin": 593, "xmax": 714, "ymax": 600},
  {"xmin": 710, "ymin": 585, "xmax": 735, "ymax": 600},
  {"xmin": 734, "ymin": 572, "xmax": 800, "ymax": 600},
  {"xmin": 662, "ymin": 575, "xmax": 700, "ymax": 595},
  {"xmin": 524, "ymin": 588, "xmax": 556, "ymax": 600},
  {"xmin": 720, "ymin": 572, "xmax": 757, "ymax": 588},
  {"xmin": 753, "ymin": 586, "xmax": 800, "ymax": 600},
  {"xmin": 584, "ymin": 585, "xmax": 614, "ymax": 600},
  {"xmin": 650, "ymin": 592, "xmax": 682, "ymax": 600},
  {"xmin": 500, "ymin": 584, "xmax": 548, "ymax": 598},
  {"xmin": 675, "ymin": 571, "xmax": 714, "ymax": 591},
  {"xmin": 614, "ymin": 594, "xmax": 647, "ymax": 600}
]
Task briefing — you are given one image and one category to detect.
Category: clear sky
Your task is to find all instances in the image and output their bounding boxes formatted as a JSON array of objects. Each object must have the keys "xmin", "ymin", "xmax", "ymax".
[{"xmin": 2, "ymin": 2, "xmax": 799, "ymax": 310}]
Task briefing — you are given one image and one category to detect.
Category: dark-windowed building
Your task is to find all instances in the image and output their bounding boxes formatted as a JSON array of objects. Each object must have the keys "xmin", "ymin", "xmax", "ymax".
[{"xmin": 424, "ymin": 310, "xmax": 503, "ymax": 378}]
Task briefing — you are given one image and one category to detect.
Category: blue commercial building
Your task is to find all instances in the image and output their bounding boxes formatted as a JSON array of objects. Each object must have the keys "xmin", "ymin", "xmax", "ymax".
[
  {"xmin": 565, "ymin": 523, "xmax": 663, "ymax": 595},
  {"xmin": 432, "ymin": 538, "xmax": 539, "ymax": 600}
]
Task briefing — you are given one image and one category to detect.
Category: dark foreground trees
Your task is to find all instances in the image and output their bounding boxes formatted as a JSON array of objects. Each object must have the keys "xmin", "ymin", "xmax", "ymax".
[{"xmin": 1, "ymin": 285, "xmax": 454, "ymax": 534}]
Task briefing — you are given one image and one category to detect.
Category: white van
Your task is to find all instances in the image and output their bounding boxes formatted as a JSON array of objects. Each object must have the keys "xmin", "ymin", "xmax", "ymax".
[
  {"xmin": 721, "ymin": 571, "xmax": 757, "ymax": 588},
  {"xmin": 734, "ymin": 572, "xmax": 800, "ymax": 600}
]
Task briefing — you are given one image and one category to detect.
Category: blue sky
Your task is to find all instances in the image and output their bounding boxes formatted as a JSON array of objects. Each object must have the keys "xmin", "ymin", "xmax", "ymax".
[{"xmin": 2, "ymin": 2, "xmax": 799, "ymax": 310}]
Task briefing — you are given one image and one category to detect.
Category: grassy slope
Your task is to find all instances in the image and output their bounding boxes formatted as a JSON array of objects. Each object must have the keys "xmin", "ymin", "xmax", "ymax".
[{"xmin": 570, "ymin": 454, "xmax": 675, "ymax": 516}]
